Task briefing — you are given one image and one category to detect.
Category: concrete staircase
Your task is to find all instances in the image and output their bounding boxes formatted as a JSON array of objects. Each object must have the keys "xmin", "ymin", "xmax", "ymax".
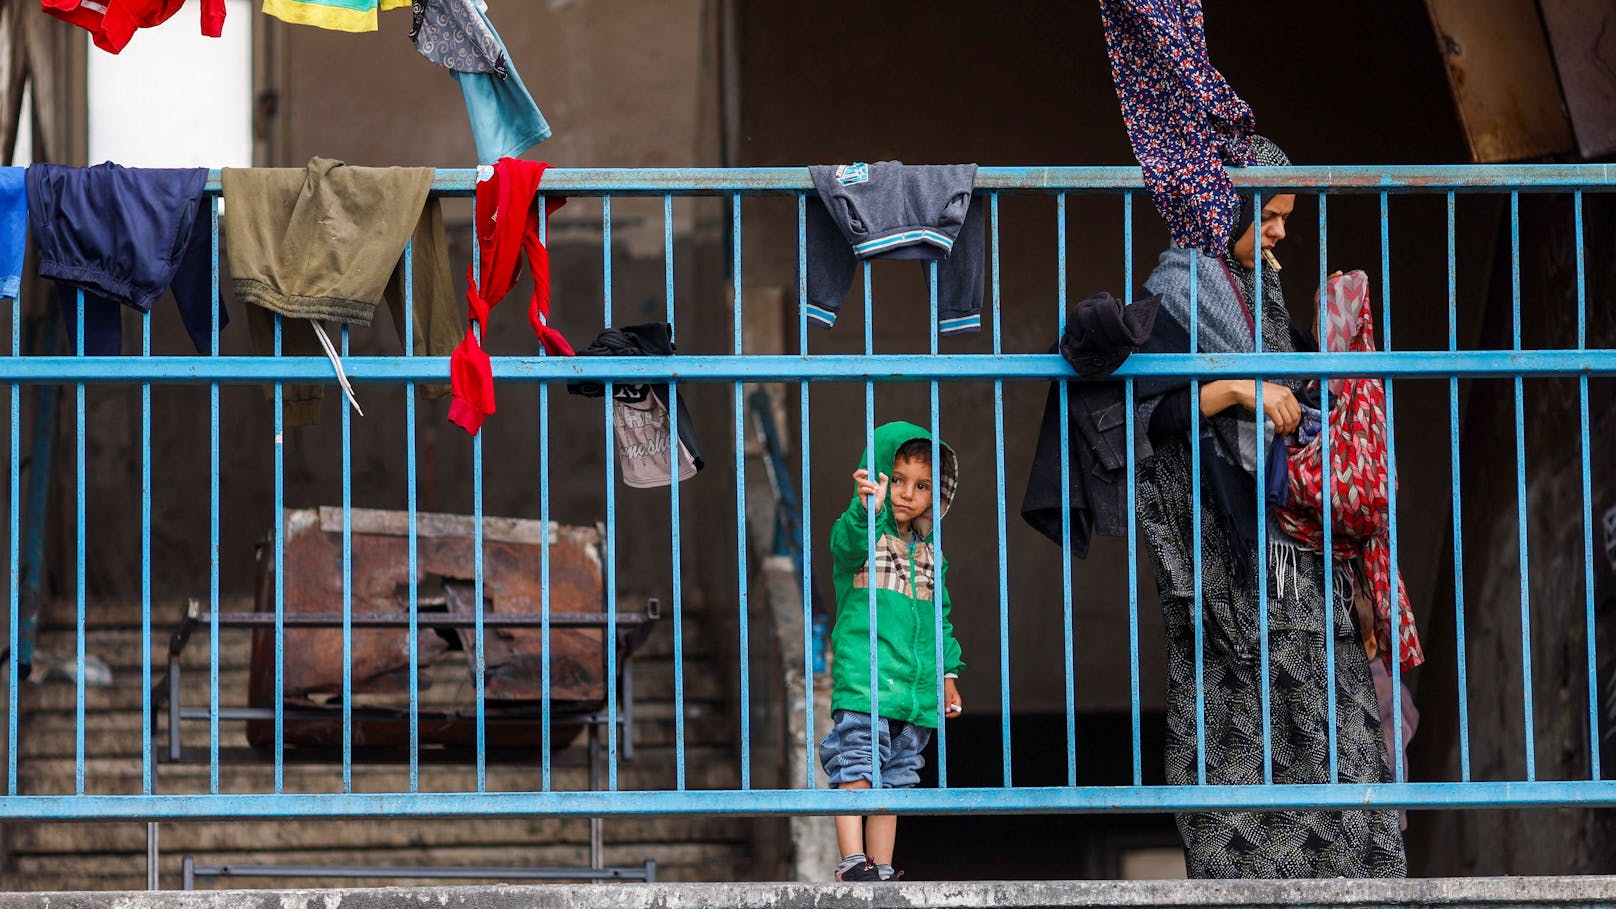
[{"xmin": 1, "ymin": 595, "xmax": 754, "ymax": 889}]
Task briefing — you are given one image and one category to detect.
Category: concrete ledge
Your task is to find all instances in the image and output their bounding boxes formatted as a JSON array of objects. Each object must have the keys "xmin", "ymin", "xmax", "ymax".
[{"xmin": 6, "ymin": 879, "xmax": 1616, "ymax": 909}]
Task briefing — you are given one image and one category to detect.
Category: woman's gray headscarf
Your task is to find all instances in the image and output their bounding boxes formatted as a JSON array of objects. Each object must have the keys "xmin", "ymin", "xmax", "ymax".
[{"xmin": 1138, "ymin": 134, "xmax": 1300, "ymax": 571}]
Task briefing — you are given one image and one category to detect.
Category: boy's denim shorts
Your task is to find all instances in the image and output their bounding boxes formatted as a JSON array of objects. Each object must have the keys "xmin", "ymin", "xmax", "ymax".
[{"xmin": 818, "ymin": 709, "xmax": 932, "ymax": 789}]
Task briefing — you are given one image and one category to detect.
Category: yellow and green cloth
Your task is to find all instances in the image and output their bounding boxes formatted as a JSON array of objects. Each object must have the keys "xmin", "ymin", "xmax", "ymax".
[{"xmin": 261, "ymin": 0, "xmax": 410, "ymax": 32}]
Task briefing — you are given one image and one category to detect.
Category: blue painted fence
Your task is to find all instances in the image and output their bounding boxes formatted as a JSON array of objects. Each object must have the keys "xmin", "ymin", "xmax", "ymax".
[{"xmin": 3, "ymin": 165, "xmax": 1615, "ymax": 820}]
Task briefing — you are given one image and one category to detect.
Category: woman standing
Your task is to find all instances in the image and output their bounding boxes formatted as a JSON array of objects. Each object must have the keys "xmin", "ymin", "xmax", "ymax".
[{"xmin": 1135, "ymin": 137, "xmax": 1406, "ymax": 878}]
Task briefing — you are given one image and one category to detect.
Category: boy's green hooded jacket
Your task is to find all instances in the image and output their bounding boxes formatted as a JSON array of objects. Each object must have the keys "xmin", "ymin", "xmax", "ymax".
[{"xmin": 829, "ymin": 421, "xmax": 964, "ymax": 728}]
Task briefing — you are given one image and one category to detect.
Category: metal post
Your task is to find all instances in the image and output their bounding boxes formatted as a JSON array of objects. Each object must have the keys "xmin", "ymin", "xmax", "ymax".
[{"xmin": 146, "ymin": 822, "xmax": 160, "ymax": 889}]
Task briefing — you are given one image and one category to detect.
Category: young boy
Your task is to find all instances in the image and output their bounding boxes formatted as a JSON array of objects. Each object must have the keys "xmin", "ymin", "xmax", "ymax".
[{"xmin": 821, "ymin": 421, "xmax": 964, "ymax": 882}]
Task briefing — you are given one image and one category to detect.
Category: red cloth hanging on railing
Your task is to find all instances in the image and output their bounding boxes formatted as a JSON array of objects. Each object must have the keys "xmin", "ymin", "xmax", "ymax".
[
  {"xmin": 1278, "ymin": 270, "xmax": 1424, "ymax": 672},
  {"xmin": 448, "ymin": 157, "xmax": 572, "ymax": 435}
]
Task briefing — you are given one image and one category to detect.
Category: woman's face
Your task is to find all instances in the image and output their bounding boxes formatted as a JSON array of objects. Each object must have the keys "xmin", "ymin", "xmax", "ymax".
[{"xmin": 1232, "ymin": 193, "xmax": 1295, "ymax": 269}]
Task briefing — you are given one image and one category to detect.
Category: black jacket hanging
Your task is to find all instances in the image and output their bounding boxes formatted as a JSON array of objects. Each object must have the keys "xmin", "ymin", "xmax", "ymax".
[{"xmin": 1020, "ymin": 292, "xmax": 1161, "ymax": 557}]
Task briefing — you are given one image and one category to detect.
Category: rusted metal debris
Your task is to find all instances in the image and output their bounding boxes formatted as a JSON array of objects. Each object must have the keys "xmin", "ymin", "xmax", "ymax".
[{"xmin": 243, "ymin": 507, "xmax": 640, "ymax": 751}]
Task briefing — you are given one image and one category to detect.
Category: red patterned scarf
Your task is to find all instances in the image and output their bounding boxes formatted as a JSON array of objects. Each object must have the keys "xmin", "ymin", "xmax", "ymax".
[{"xmin": 1277, "ymin": 270, "xmax": 1424, "ymax": 671}]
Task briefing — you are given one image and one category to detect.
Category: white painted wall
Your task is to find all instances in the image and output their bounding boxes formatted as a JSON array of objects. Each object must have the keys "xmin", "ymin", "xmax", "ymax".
[{"xmin": 86, "ymin": 0, "xmax": 252, "ymax": 168}]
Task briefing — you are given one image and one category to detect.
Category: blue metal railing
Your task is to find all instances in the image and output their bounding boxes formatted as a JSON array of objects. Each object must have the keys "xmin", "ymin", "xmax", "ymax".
[{"xmin": 2, "ymin": 165, "xmax": 1615, "ymax": 821}]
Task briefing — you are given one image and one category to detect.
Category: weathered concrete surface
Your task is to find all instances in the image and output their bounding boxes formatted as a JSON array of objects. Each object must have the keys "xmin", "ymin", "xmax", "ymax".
[{"xmin": 6, "ymin": 878, "xmax": 1616, "ymax": 909}]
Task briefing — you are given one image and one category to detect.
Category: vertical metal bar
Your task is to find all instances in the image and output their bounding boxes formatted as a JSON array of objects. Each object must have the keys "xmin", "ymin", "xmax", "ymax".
[
  {"xmin": 1319, "ymin": 193, "xmax": 1338, "ymax": 781},
  {"xmin": 991, "ymin": 191, "xmax": 1012, "ymax": 788},
  {"xmin": 74, "ymin": 289, "xmax": 85, "ymax": 795},
  {"xmin": 1188, "ymin": 248, "xmax": 1206, "ymax": 785},
  {"xmin": 928, "ymin": 259, "xmax": 946, "ymax": 789},
  {"xmin": 1252, "ymin": 191, "xmax": 1272, "ymax": 785},
  {"xmin": 145, "ymin": 824, "xmax": 158, "ymax": 890},
  {"xmin": 404, "ymin": 238, "xmax": 420, "ymax": 794},
  {"xmin": 1511, "ymin": 191, "xmax": 1535, "ymax": 781},
  {"xmin": 208, "ymin": 201, "xmax": 221, "ymax": 795},
  {"xmin": 669, "ymin": 192, "xmax": 688, "ymax": 790},
  {"xmin": 1447, "ymin": 191, "xmax": 1470, "ymax": 782},
  {"xmin": 472, "ymin": 377, "xmax": 486, "ymax": 795},
  {"xmin": 537, "ymin": 195, "xmax": 552, "ymax": 791},
  {"xmin": 1381, "ymin": 191, "xmax": 1405, "ymax": 779},
  {"xmin": 794, "ymin": 192, "xmax": 810, "ymax": 790},
  {"xmin": 6, "ymin": 255, "xmax": 16, "ymax": 796},
  {"xmin": 1055, "ymin": 192, "xmax": 1076, "ymax": 787},
  {"xmin": 588, "ymin": 728, "xmax": 602, "ymax": 869},
  {"xmin": 141, "ymin": 306, "xmax": 152, "ymax": 796},
  {"xmin": 732, "ymin": 192, "xmax": 750, "ymax": 789},
  {"xmin": 1385, "ymin": 379, "xmax": 1404, "ymax": 783},
  {"xmin": 1576, "ymin": 190, "xmax": 1599, "ymax": 781},
  {"xmin": 863, "ymin": 259, "xmax": 880, "ymax": 790},
  {"xmin": 340, "ymin": 322, "xmax": 353, "ymax": 793},
  {"xmin": 273, "ymin": 312, "xmax": 285, "ymax": 793},
  {"xmin": 1123, "ymin": 192, "xmax": 1142, "ymax": 787},
  {"xmin": 470, "ymin": 189, "xmax": 487, "ymax": 795},
  {"xmin": 603, "ymin": 194, "xmax": 619, "ymax": 791}
]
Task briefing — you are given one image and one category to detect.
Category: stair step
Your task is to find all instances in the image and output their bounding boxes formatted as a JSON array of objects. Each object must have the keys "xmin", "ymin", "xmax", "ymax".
[
  {"xmin": 18, "ymin": 699, "xmax": 733, "ymax": 759},
  {"xmin": 6, "ymin": 814, "xmax": 750, "ymax": 854},
  {"xmin": 0, "ymin": 847, "xmax": 745, "ymax": 890},
  {"xmin": 15, "ymin": 658, "xmax": 728, "ymax": 714},
  {"xmin": 34, "ymin": 601, "xmax": 696, "ymax": 662},
  {"xmin": 6, "ymin": 841, "xmax": 750, "ymax": 887},
  {"xmin": 14, "ymin": 744, "xmax": 742, "ymax": 795}
]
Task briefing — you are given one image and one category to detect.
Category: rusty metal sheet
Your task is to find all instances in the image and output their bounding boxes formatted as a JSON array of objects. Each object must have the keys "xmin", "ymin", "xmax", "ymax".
[
  {"xmin": 1425, "ymin": 0, "xmax": 1577, "ymax": 162},
  {"xmin": 1539, "ymin": 0, "xmax": 1616, "ymax": 159},
  {"xmin": 246, "ymin": 508, "xmax": 607, "ymax": 750}
]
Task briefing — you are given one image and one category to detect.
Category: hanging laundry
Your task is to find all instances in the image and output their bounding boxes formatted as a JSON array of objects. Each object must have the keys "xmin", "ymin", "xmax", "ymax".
[
  {"xmin": 26, "ymin": 163, "xmax": 225, "ymax": 355},
  {"xmin": 1021, "ymin": 291, "xmax": 1160, "ymax": 557},
  {"xmin": 0, "ymin": 168, "xmax": 25, "ymax": 301},
  {"xmin": 1058, "ymin": 289, "xmax": 1159, "ymax": 379},
  {"xmin": 411, "ymin": 0, "xmax": 550, "ymax": 162},
  {"xmin": 803, "ymin": 162, "xmax": 983, "ymax": 336},
  {"xmin": 410, "ymin": 0, "xmax": 505, "ymax": 76},
  {"xmin": 1098, "ymin": 0, "xmax": 1256, "ymax": 253},
  {"xmin": 222, "ymin": 157, "xmax": 460, "ymax": 426},
  {"xmin": 262, "ymin": 0, "xmax": 408, "ymax": 32},
  {"xmin": 44, "ymin": 0, "xmax": 224, "ymax": 54},
  {"xmin": 449, "ymin": 157, "xmax": 570, "ymax": 435},
  {"xmin": 1277, "ymin": 270, "xmax": 1424, "ymax": 672},
  {"xmin": 566, "ymin": 323, "xmax": 704, "ymax": 488}
]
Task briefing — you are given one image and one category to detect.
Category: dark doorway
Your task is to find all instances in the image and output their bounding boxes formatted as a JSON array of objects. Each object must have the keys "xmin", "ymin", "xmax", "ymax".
[{"xmin": 898, "ymin": 711, "xmax": 1181, "ymax": 880}]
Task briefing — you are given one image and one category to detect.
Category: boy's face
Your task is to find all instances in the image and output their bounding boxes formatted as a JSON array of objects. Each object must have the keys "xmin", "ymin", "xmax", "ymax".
[{"xmin": 888, "ymin": 456, "xmax": 933, "ymax": 531}]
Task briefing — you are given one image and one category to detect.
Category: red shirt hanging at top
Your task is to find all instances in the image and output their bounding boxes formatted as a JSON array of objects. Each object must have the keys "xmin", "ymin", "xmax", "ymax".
[
  {"xmin": 448, "ymin": 157, "xmax": 572, "ymax": 435},
  {"xmin": 45, "ymin": 0, "xmax": 225, "ymax": 54}
]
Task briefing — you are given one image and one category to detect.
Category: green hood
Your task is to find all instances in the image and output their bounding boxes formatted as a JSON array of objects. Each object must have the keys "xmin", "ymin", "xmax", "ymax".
[{"xmin": 852, "ymin": 421, "xmax": 959, "ymax": 540}]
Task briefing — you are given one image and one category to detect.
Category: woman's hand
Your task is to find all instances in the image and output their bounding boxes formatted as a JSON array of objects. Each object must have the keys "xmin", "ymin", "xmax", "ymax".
[
  {"xmin": 943, "ymin": 678, "xmax": 962, "ymax": 718},
  {"xmin": 1201, "ymin": 380, "xmax": 1302, "ymax": 436}
]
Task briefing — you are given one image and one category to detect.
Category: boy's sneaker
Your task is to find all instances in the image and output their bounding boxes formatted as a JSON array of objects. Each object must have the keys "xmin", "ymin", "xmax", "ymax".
[{"xmin": 835, "ymin": 861, "xmax": 883, "ymax": 882}]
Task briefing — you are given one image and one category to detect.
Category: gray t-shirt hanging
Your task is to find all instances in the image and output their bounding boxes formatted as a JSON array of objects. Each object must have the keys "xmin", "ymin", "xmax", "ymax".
[{"xmin": 615, "ymin": 396, "xmax": 697, "ymax": 489}]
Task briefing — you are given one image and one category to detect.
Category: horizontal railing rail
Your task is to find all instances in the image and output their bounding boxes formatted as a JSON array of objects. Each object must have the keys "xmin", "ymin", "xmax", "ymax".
[
  {"xmin": 211, "ymin": 164, "xmax": 1616, "ymax": 196},
  {"xmin": 0, "ymin": 351, "xmax": 1612, "ymax": 383}
]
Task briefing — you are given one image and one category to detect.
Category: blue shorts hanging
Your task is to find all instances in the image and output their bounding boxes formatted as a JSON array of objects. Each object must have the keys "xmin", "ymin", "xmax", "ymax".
[{"xmin": 26, "ymin": 163, "xmax": 225, "ymax": 355}]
